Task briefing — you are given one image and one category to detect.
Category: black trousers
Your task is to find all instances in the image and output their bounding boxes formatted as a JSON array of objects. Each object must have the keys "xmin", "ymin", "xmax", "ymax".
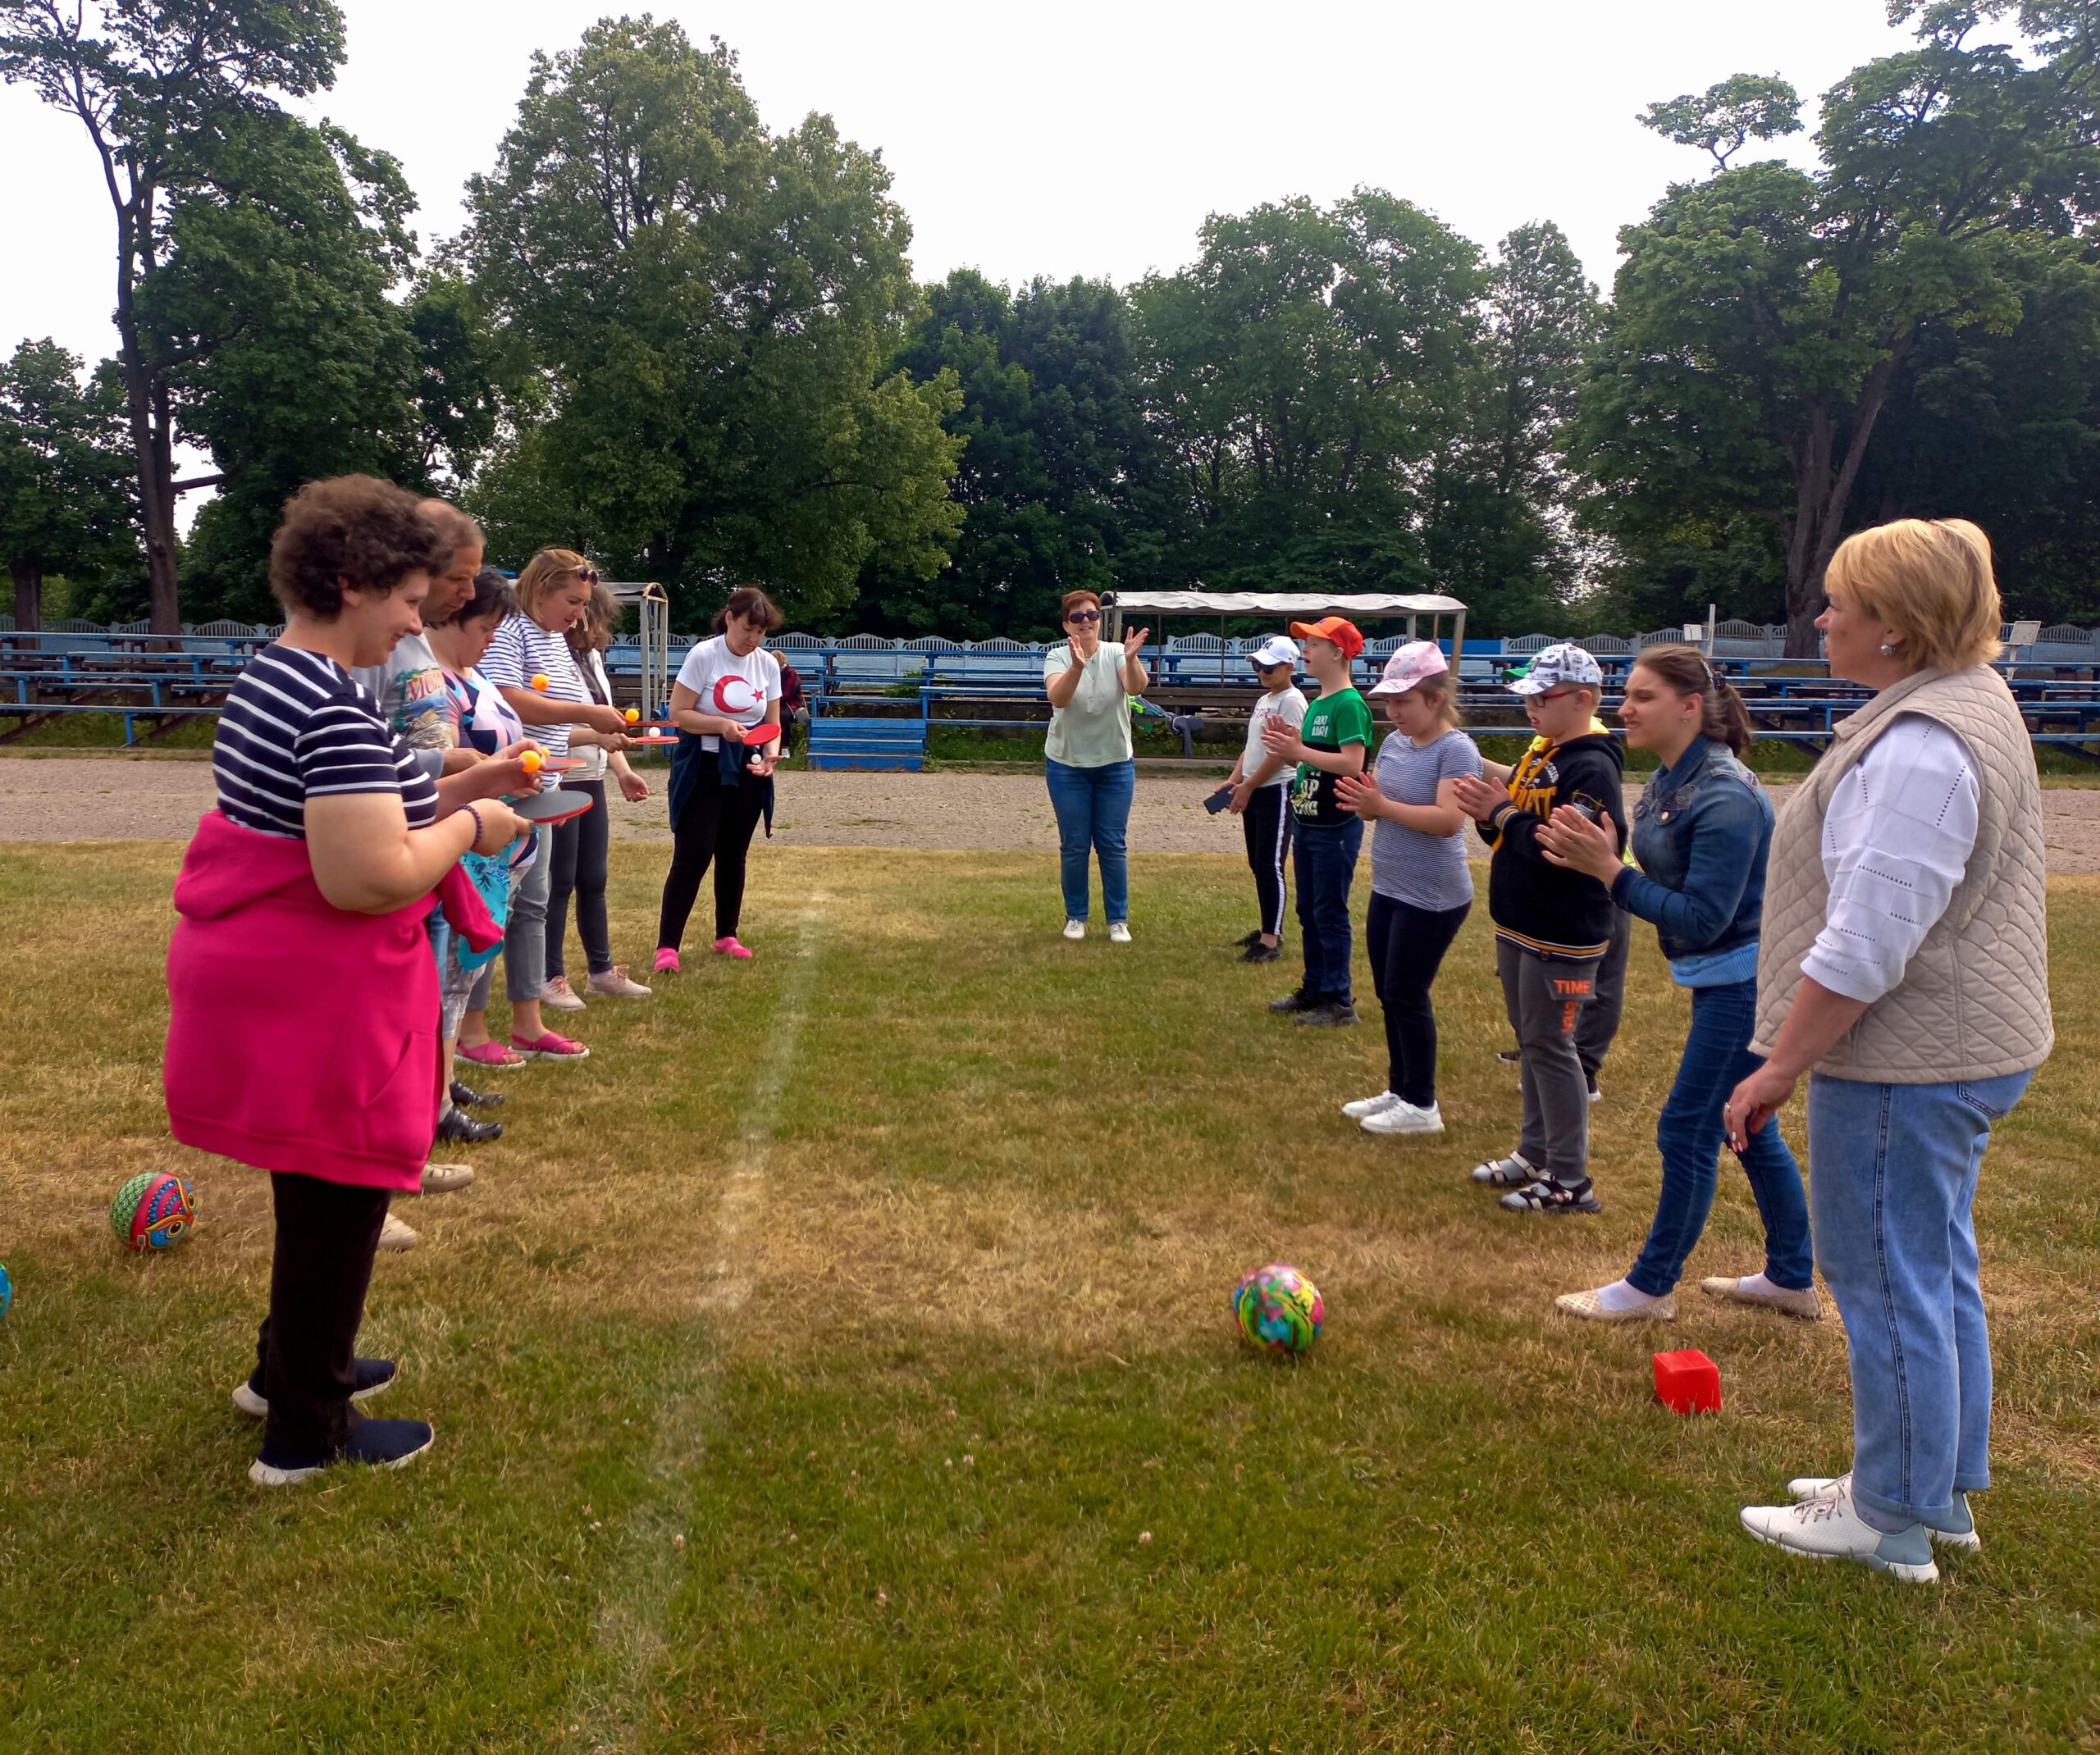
[
  {"xmin": 252, "ymin": 1171, "xmax": 391, "ymax": 1459},
  {"xmin": 546, "ymin": 779, "xmax": 612, "ymax": 979},
  {"xmin": 1576, "ymin": 904, "xmax": 1632, "ymax": 1083},
  {"xmin": 1366, "ymin": 892, "xmax": 1470, "ymax": 1107},
  {"xmin": 1240, "ymin": 783, "xmax": 1292, "ymax": 937},
  {"xmin": 658, "ymin": 774, "xmax": 766, "ymax": 950}
]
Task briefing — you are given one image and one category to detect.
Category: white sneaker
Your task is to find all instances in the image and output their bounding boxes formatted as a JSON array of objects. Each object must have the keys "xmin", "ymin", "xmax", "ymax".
[
  {"xmin": 1786, "ymin": 1473, "xmax": 1980, "ymax": 1551},
  {"xmin": 585, "ymin": 965, "xmax": 653, "ymax": 999},
  {"xmin": 1107, "ymin": 921, "xmax": 1132, "ymax": 944},
  {"xmin": 1340, "ymin": 1090, "xmax": 1403, "ymax": 1120},
  {"xmin": 540, "ymin": 974, "xmax": 587, "ymax": 1011},
  {"xmin": 1362, "ymin": 1099, "xmax": 1444, "ymax": 1136},
  {"xmin": 1739, "ymin": 1489, "xmax": 1939, "ymax": 1583},
  {"xmin": 377, "ymin": 1213, "xmax": 418, "ymax": 1252},
  {"xmin": 1062, "ymin": 919, "xmax": 1086, "ymax": 941}
]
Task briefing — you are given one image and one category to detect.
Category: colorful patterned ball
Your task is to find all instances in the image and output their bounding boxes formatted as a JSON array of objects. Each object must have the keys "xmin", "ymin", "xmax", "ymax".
[
  {"xmin": 1232, "ymin": 1262, "xmax": 1324, "ymax": 1355},
  {"xmin": 111, "ymin": 1172, "xmax": 199, "ymax": 1252},
  {"xmin": 0, "ymin": 1262, "xmax": 11, "ymax": 1320}
]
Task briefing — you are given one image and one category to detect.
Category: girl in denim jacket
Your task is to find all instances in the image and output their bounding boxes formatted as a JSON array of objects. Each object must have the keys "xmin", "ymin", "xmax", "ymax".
[{"xmin": 1535, "ymin": 646, "xmax": 1817, "ymax": 1323}]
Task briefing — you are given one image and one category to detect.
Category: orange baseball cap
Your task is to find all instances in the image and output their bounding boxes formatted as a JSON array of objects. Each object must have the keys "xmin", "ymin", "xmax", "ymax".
[{"xmin": 1287, "ymin": 616, "xmax": 1365, "ymax": 659}]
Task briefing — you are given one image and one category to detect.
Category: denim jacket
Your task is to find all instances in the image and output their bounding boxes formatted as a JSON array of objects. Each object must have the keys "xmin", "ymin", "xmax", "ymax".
[{"xmin": 1614, "ymin": 736, "xmax": 1773, "ymax": 978}]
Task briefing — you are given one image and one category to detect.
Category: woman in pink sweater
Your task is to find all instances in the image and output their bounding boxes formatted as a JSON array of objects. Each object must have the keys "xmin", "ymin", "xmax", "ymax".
[{"xmin": 166, "ymin": 476, "xmax": 528, "ymax": 1486}]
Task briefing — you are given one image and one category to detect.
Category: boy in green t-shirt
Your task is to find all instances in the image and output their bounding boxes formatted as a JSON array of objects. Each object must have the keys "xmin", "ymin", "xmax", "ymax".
[{"xmin": 1262, "ymin": 618, "xmax": 1373, "ymax": 1026}]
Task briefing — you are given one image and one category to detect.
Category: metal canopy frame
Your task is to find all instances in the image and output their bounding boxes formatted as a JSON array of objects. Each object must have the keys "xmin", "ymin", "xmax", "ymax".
[
  {"xmin": 1100, "ymin": 590, "xmax": 1468, "ymax": 686},
  {"xmin": 605, "ymin": 581, "xmax": 671, "ymax": 720}
]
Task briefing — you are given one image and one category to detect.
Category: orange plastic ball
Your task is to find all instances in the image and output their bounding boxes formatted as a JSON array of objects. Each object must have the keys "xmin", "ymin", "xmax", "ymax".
[
  {"xmin": 530, "ymin": 672, "xmax": 549, "ymax": 691},
  {"xmin": 520, "ymin": 749, "xmax": 543, "ymax": 775}
]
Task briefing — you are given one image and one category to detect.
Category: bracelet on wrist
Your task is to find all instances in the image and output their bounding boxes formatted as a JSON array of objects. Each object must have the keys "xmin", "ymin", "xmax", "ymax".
[{"xmin": 462, "ymin": 804, "xmax": 484, "ymax": 851}]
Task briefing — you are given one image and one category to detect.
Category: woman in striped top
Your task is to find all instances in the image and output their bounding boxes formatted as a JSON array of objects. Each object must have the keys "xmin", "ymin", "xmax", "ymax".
[
  {"xmin": 467, "ymin": 548, "xmax": 634, "ymax": 1064},
  {"xmin": 167, "ymin": 475, "xmax": 530, "ymax": 1485}
]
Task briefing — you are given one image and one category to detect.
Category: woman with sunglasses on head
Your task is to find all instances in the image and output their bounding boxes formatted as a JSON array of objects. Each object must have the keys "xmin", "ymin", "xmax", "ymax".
[
  {"xmin": 655, "ymin": 586, "xmax": 784, "ymax": 971},
  {"xmin": 1043, "ymin": 590, "xmax": 1148, "ymax": 942},
  {"xmin": 1535, "ymin": 646, "xmax": 1813, "ymax": 1324},
  {"xmin": 466, "ymin": 549, "xmax": 633, "ymax": 1065}
]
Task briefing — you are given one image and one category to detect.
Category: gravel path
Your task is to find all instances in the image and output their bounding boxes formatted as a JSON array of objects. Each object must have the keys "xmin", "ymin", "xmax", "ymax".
[{"xmin": 9, "ymin": 754, "xmax": 2100, "ymax": 872}]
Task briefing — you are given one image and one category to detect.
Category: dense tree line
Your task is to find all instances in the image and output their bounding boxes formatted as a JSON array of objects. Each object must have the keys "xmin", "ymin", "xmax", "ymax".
[{"xmin": 2, "ymin": 1, "xmax": 2095, "ymax": 639}]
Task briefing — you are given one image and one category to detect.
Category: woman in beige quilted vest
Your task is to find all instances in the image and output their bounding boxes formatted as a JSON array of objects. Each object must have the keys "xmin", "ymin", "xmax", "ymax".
[{"xmin": 1723, "ymin": 519, "xmax": 2052, "ymax": 1584}]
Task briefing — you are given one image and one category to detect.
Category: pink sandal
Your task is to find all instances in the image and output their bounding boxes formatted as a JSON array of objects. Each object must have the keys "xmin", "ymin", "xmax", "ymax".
[
  {"xmin": 510, "ymin": 1029, "xmax": 590, "ymax": 1062},
  {"xmin": 713, "ymin": 936, "xmax": 753, "ymax": 960},
  {"xmin": 457, "ymin": 1040, "xmax": 527, "ymax": 1070}
]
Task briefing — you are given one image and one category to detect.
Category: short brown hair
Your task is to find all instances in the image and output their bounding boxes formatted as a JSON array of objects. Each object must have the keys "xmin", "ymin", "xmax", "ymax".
[
  {"xmin": 269, "ymin": 475, "xmax": 444, "ymax": 618},
  {"xmin": 515, "ymin": 548, "xmax": 596, "ymax": 622},
  {"xmin": 419, "ymin": 501, "xmax": 484, "ymax": 571},
  {"xmin": 1825, "ymin": 518, "xmax": 2003, "ymax": 672},
  {"xmin": 432, "ymin": 565, "xmax": 516, "ymax": 629},
  {"xmin": 1633, "ymin": 645, "xmax": 1755, "ymax": 756},
  {"xmin": 1061, "ymin": 589, "xmax": 1101, "ymax": 621},
  {"xmin": 714, "ymin": 586, "xmax": 783, "ymax": 634}
]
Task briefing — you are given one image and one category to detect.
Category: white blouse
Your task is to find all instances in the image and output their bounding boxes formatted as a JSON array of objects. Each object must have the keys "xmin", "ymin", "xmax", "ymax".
[{"xmin": 1801, "ymin": 714, "xmax": 1980, "ymax": 1005}]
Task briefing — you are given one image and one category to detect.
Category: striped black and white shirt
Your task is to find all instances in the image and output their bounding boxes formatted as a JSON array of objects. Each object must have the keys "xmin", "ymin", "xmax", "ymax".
[
  {"xmin": 213, "ymin": 645, "xmax": 440, "ymax": 839},
  {"xmin": 480, "ymin": 611, "xmax": 590, "ymax": 764}
]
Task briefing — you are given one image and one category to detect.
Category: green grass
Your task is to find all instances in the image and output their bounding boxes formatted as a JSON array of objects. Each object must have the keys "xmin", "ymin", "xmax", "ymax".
[{"xmin": 2, "ymin": 845, "xmax": 2097, "ymax": 1751}]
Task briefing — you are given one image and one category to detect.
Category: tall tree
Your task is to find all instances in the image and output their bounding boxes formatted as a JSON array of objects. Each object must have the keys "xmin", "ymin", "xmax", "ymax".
[
  {"xmin": 1577, "ymin": 4, "xmax": 2100, "ymax": 652},
  {"xmin": 0, "ymin": 0, "xmax": 349, "ymax": 632},
  {"xmin": 460, "ymin": 20, "xmax": 961, "ymax": 623},
  {"xmin": 0, "ymin": 339, "xmax": 135, "ymax": 628},
  {"xmin": 1130, "ymin": 191, "xmax": 1486, "ymax": 596}
]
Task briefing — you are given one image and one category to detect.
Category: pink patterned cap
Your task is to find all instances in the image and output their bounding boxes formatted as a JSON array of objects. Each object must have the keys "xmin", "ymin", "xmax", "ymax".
[{"xmin": 1367, "ymin": 640, "xmax": 1451, "ymax": 695}]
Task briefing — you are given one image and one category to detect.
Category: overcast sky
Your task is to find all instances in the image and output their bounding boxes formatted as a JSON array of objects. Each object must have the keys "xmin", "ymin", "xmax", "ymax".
[{"xmin": 2, "ymin": 0, "xmax": 1924, "ymax": 379}]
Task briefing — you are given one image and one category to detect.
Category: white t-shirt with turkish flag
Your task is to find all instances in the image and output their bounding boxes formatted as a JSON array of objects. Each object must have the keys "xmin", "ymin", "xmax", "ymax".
[{"xmin": 676, "ymin": 635, "xmax": 783, "ymax": 751}]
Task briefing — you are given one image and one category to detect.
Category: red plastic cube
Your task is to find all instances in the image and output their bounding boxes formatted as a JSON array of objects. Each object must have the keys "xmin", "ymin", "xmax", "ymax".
[{"xmin": 1653, "ymin": 1347, "xmax": 1723, "ymax": 1415}]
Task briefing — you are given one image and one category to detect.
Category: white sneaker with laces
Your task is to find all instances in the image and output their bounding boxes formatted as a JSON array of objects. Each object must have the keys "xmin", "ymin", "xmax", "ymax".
[
  {"xmin": 585, "ymin": 965, "xmax": 653, "ymax": 998},
  {"xmin": 1786, "ymin": 1473, "xmax": 1980, "ymax": 1551},
  {"xmin": 1739, "ymin": 1487, "xmax": 1939, "ymax": 1582},
  {"xmin": 540, "ymin": 974, "xmax": 587, "ymax": 1011},
  {"xmin": 1340, "ymin": 1090, "xmax": 1403, "ymax": 1120},
  {"xmin": 1062, "ymin": 919, "xmax": 1086, "ymax": 941},
  {"xmin": 1107, "ymin": 922, "xmax": 1132, "ymax": 943},
  {"xmin": 1362, "ymin": 1099, "xmax": 1445, "ymax": 1137}
]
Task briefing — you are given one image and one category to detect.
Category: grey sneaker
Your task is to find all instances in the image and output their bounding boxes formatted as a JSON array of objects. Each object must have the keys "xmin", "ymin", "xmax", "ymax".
[
  {"xmin": 585, "ymin": 965, "xmax": 653, "ymax": 998},
  {"xmin": 1294, "ymin": 1001, "xmax": 1358, "ymax": 1028},
  {"xmin": 540, "ymin": 974, "xmax": 587, "ymax": 1011}
]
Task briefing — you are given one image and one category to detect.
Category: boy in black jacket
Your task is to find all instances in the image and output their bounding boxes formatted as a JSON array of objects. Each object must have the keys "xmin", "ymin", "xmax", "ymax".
[{"xmin": 1452, "ymin": 643, "xmax": 1626, "ymax": 1215}]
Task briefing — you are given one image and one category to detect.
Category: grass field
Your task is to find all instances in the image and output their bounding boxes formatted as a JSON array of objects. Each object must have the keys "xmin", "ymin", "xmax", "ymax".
[{"xmin": 2, "ymin": 843, "xmax": 2097, "ymax": 1753}]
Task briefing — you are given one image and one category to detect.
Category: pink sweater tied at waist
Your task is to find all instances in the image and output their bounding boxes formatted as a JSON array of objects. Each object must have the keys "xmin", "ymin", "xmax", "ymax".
[{"xmin": 164, "ymin": 809, "xmax": 498, "ymax": 1192}]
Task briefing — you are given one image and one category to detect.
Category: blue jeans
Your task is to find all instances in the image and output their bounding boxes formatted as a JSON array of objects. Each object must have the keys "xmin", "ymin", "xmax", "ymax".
[
  {"xmin": 1627, "ymin": 979, "xmax": 1812, "ymax": 1297},
  {"xmin": 1044, "ymin": 759, "xmax": 1134, "ymax": 923},
  {"xmin": 1808, "ymin": 1069, "xmax": 2034, "ymax": 1532},
  {"xmin": 1293, "ymin": 818, "xmax": 1363, "ymax": 1002}
]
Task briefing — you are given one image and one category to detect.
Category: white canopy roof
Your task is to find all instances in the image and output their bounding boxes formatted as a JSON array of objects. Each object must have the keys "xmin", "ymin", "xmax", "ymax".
[{"xmin": 1103, "ymin": 590, "xmax": 1467, "ymax": 617}]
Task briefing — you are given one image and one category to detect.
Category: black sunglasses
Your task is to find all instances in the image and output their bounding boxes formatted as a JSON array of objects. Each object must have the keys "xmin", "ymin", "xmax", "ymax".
[{"xmin": 1066, "ymin": 609, "xmax": 1101, "ymax": 624}]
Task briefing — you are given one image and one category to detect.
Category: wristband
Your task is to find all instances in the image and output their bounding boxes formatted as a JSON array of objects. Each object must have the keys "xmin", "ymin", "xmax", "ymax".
[{"xmin": 462, "ymin": 804, "xmax": 485, "ymax": 852}]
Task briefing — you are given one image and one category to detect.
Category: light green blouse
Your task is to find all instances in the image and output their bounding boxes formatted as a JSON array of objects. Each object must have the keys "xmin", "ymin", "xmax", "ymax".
[{"xmin": 1043, "ymin": 642, "xmax": 1134, "ymax": 768}]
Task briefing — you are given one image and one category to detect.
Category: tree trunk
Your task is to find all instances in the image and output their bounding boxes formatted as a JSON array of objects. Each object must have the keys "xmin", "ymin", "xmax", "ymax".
[
  {"xmin": 11, "ymin": 557, "xmax": 42, "ymax": 632},
  {"xmin": 1779, "ymin": 345, "xmax": 1909, "ymax": 659},
  {"xmin": 112, "ymin": 194, "xmax": 182, "ymax": 636}
]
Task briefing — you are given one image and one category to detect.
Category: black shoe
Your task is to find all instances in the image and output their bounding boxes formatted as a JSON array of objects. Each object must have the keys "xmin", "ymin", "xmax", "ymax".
[
  {"xmin": 233, "ymin": 1357, "xmax": 395, "ymax": 1419},
  {"xmin": 1269, "ymin": 988, "xmax": 1318, "ymax": 1014},
  {"xmin": 436, "ymin": 1108, "xmax": 504, "ymax": 1145},
  {"xmin": 250, "ymin": 1416, "xmax": 435, "ymax": 1487},
  {"xmin": 1295, "ymin": 1001, "xmax": 1359, "ymax": 1028},
  {"xmin": 450, "ymin": 1080, "xmax": 504, "ymax": 1109},
  {"xmin": 1240, "ymin": 941, "xmax": 1281, "ymax": 964},
  {"xmin": 1236, "ymin": 929, "xmax": 1264, "ymax": 948}
]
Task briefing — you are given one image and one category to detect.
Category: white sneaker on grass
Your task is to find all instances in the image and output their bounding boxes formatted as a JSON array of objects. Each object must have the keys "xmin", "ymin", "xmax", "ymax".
[
  {"xmin": 1107, "ymin": 921, "xmax": 1132, "ymax": 943},
  {"xmin": 1739, "ymin": 1488, "xmax": 1939, "ymax": 1583},
  {"xmin": 1340, "ymin": 1090, "xmax": 1404, "ymax": 1120},
  {"xmin": 1785, "ymin": 1473, "xmax": 1979, "ymax": 1551},
  {"xmin": 1062, "ymin": 919, "xmax": 1086, "ymax": 941},
  {"xmin": 1362, "ymin": 1100, "xmax": 1444, "ymax": 1137}
]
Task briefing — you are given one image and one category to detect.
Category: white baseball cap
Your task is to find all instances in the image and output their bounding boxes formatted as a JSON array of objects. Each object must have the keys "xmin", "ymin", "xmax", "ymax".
[
  {"xmin": 1246, "ymin": 635, "xmax": 1300, "ymax": 668},
  {"xmin": 1508, "ymin": 641, "xmax": 1605, "ymax": 695},
  {"xmin": 1367, "ymin": 640, "xmax": 1450, "ymax": 695}
]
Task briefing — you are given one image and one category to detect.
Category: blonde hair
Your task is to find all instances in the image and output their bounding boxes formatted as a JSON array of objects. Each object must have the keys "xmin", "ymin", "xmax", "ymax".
[
  {"xmin": 1824, "ymin": 519, "xmax": 2002, "ymax": 671},
  {"xmin": 516, "ymin": 547, "xmax": 594, "ymax": 622},
  {"xmin": 1404, "ymin": 672, "xmax": 1464, "ymax": 729}
]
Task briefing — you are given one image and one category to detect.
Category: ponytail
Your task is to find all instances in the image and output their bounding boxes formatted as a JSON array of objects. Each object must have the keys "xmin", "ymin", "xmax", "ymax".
[{"xmin": 1632, "ymin": 645, "xmax": 1754, "ymax": 756}]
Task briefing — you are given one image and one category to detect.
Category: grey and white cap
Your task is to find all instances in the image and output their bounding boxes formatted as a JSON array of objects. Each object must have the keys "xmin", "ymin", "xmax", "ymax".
[{"xmin": 1508, "ymin": 641, "xmax": 1604, "ymax": 695}]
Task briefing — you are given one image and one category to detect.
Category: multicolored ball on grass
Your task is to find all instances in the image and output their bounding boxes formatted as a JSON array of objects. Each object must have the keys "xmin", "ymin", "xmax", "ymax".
[
  {"xmin": 1232, "ymin": 1262, "xmax": 1324, "ymax": 1355},
  {"xmin": 111, "ymin": 1172, "xmax": 199, "ymax": 1252}
]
